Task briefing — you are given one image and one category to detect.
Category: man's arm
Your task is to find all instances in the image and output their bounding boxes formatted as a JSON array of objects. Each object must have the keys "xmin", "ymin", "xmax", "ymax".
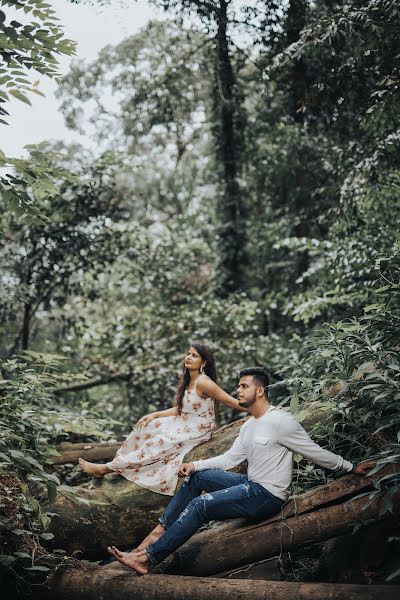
[
  {"xmin": 178, "ymin": 430, "xmax": 247, "ymax": 477},
  {"xmin": 279, "ymin": 413, "xmax": 373, "ymax": 474}
]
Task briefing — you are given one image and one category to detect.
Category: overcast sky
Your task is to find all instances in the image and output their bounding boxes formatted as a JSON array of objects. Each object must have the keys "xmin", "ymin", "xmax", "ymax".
[{"xmin": 1, "ymin": 0, "xmax": 161, "ymax": 158}]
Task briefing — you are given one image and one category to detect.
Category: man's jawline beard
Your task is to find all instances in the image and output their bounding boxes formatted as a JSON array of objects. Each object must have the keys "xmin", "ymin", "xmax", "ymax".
[{"xmin": 238, "ymin": 395, "xmax": 257, "ymax": 409}]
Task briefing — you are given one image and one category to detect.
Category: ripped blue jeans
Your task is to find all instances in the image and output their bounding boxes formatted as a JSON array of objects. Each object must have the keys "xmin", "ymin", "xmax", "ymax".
[{"xmin": 146, "ymin": 469, "xmax": 284, "ymax": 566}]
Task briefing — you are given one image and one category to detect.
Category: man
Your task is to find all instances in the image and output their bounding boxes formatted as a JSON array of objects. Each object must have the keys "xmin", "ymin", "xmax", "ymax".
[{"xmin": 107, "ymin": 366, "xmax": 374, "ymax": 574}]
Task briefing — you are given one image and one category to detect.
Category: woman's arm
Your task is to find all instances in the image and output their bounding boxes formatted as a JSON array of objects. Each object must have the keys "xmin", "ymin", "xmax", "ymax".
[
  {"xmin": 156, "ymin": 406, "xmax": 179, "ymax": 418},
  {"xmin": 196, "ymin": 375, "xmax": 243, "ymax": 410},
  {"xmin": 137, "ymin": 406, "xmax": 178, "ymax": 427}
]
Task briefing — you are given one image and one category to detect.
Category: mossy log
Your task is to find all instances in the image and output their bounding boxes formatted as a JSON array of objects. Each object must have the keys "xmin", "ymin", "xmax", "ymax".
[
  {"xmin": 46, "ymin": 404, "xmax": 383, "ymax": 559},
  {"xmin": 50, "ymin": 400, "xmax": 332, "ymax": 466},
  {"xmin": 94, "ymin": 466, "xmax": 397, "ymax": 577},
  {"xmin": 47, "ymin": 417, "xmax": 249, "ymax": 558},
  {"xmin": 39, "ymin": 567, "xmax": 400, "ymax": 600},
  {"xmin": 52, "ymin": 441, "xmax": 121, "ymax": 465},
  {"xmin": 156, "ymin": 486, "xmax": 399, "ymax": 576}
]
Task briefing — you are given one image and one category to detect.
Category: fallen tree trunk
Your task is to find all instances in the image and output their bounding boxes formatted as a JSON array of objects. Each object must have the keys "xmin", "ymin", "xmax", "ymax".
[
  {"xmin": 39, "ymin": 566, "xmax": 400, "ymax": 600},
  {"xmin": 45, "ymin": 404, "xmax": 352, "ymax": 558},
  {"xmin": 47, "ymin": 417, "xmax": 249, "ymax": 557},
  {"xmin": 156, "ymin": 489, "xmax": 399, "ymax": 576},
  {"xmin": 47, "ymin": 455, "xmax": 397, "ymax": 563},
  {"xmin": 50, "ymin": 400, "xmax": 331, "ymax": 466},
  {"xmin": 51, "ymin": 442, "xmax": 121, "ymax": 465},
  {"xmin": 50, "ymin": 417, "xmax": 248, "ymax": 466}
]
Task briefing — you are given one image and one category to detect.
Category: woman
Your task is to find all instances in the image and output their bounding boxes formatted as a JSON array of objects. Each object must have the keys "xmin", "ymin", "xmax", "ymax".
[{"xmin": 78, "ymin": 343, "xmax": 241, "ymax": 495}]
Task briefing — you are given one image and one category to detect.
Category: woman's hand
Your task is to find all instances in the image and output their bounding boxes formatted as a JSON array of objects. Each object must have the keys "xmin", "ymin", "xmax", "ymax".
[
  {"xmin": 178, "ymin": 462, "xmax": 195, "ymax": 477},
  {"xmin": 136, "ymin": 413, "xmax": 158, "ymax": 428}
]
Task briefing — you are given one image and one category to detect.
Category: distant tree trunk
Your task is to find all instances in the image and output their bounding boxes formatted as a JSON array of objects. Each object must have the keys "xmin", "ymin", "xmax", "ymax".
[
  {"xmin": 285, "ymin": 0, "xmax": 307, "ymax": 123},
  {"xmin": 213, "ymin": 0, "xmax": 245, "ymax": 296},
  {"xmin": 284, "ymin": 1, "xmax": 311, "ymax": 279},
  {"xmin": 21, "ymin": 302, "xmax": 31, "ymax": 351}
]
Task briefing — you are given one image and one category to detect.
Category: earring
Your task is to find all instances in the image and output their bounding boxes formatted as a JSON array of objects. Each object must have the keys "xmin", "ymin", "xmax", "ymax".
[{"xmin": 200, "ymin": 365, "xmax": 206, "ymax": 375}]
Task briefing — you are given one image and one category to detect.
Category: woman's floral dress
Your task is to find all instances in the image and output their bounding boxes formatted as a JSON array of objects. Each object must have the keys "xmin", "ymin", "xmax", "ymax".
[{"xmin": 106, "ymin": 384, "xmax": 215, "ymax": 495}]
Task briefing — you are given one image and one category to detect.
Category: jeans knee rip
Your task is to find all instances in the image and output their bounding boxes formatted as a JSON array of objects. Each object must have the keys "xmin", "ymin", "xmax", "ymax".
[{"xmin": 177, "ymin": 506, "xmax": 190, "ymax": 523}]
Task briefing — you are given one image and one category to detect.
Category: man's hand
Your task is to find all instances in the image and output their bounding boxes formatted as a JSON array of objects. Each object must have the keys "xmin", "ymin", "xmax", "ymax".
[
  {"xmin": 353, "ymin": 460, "xmax": 376, "ymax": 476},
  {"xmin": 178, "ymin": 462, "xmax": 195, "ymax": 477}
]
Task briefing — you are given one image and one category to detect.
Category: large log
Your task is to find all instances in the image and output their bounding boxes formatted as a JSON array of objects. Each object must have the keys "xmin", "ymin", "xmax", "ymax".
[
  {"xmin": 47, "ymin": 417, "xmax": 248, "ymax": 557},
  {"xmin": 156, "ymin": 488, "xmax": 399, "ymax": 576},
  {"xmin": 188, "ymin": 462, "xmax": 399, "ymax": 538},
  {"xmin": 44, "ymin": 404, "xmax": 354, "ymax": 558},
  {"xmin": 39, "ymin": 566, "xmax": 400, "ymax": 600},
  {"xmin": 52, "ymin": 442, "xmax": 121, "ymax": 465},
  {"xmin": 50, "ymin": 400, "xmax": 331, "ymax": 466},
  {"xmin": 49, "ymin": 418, "xmax": 249, "ymax": 466}
]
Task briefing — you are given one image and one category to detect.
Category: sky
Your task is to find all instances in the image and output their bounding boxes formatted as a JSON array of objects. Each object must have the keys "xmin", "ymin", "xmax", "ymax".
[{"xmin": 1, "ymin": 0, "xmax": 161, "ymax": 158}]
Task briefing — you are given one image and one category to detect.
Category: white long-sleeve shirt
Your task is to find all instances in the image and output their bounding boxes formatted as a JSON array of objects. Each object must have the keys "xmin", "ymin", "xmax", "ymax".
[{"xmin": 192, "ymin": 406, "xmax": 353, "ymax": 501}]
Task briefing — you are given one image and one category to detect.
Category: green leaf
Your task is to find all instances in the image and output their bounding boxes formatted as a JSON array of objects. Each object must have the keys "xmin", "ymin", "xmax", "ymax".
[
  {"xmin": 290, "ymin": 391, "xmax": 299, "ymax": 415},
  {"xmin": 9, "ymin": 89, "xmax": 32, "ymax": 105},
  {"xmin": 46, "ymin": 481, "xmax": 57, "ymax": 503}
]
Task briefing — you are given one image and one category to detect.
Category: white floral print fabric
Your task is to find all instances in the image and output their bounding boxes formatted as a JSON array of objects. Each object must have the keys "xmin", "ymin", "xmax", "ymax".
[{"xmin": 106, "ymin": 388, "xmax": 215, "ymax": 495}]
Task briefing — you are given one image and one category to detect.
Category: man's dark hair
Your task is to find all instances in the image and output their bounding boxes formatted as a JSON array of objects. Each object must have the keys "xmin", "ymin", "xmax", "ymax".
[{"xmin": 239, "ymin": 366, "xmax": 270, "ymax": 390}]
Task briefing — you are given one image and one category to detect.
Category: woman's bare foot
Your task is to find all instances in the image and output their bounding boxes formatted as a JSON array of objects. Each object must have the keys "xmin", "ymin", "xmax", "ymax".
[
  {"xmin": 107, "ymin": 545, "xmax": 149, "ymax": 575},
  {"xmin": 78, "ymin": 458, "xmax": 112, "ymax": 478},
  {"xmin": 135, "ymin": 524, "xmax": 165, "ymax": 552}
]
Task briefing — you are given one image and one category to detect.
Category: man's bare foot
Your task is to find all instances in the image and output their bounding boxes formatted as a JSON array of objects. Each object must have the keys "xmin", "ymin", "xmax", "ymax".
[
  {"xmin": 135, "ymin": 524, "xmax": 165, "ymax": 552},
  {"xmin": 78, "ymin": 458, "xmax": 112, "ymax": 478},
  {"xmin": 107, "ymin": 545, "xmax": 149, "ymax": 575}
]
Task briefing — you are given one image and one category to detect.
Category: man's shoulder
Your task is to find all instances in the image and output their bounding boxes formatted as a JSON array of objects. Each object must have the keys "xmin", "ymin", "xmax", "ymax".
[
  {"xmin": 240, "ymin": 417, "xmax": 254, "ymax": 431},
  {"xmin": 270, "ymin": 406, "xmax": 293, "ymax": 420},
  {"xmin": 269, "ymin": 407, "xmax": 298, "ymax": 427}
]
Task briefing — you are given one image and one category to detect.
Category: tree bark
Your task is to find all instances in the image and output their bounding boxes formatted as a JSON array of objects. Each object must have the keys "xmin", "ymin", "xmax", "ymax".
[
  {"xmin": 156, "ymin": 489, "xmax": 399, "ymax": 576},
  {"xmin": 46, "ymin": 417, "xmax": 249, "ymax": 557},
  {"xmin": 21, "ymin": 301, "xmax": 31, "ymax": 351},
  {"xmin": 51, "ymin": 442, "xmax": 122, "ymax": 465},
  {"xmin": 285, "ymin": 0, "xmax": 307, "ymax": 123},
  {"xmin": 39, "ymin": 567, "xmax": 400, "ymax": 600},
  {"xmin": 52, "ymin": 372, "xmax": 132, "ymax": 394},
  {"xmin": 213, "ymin": 0, "xmax": 245, "ymax": 296},
  {"xmin": 45, "ymin": 405, "xmax": 381, "ymax": 558}
]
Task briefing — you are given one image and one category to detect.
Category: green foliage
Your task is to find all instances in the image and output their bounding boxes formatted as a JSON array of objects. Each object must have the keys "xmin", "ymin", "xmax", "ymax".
[
  {"xmin": 0, "ymin": 150, "xmax": 132, "ymax": 356},
  {"xmin": 280, "ymin": 171, "xmax": 400, "ymax": 324},
  {"xmin": 0, "ymin": 144, "xmax": 79, "ymax": 218},
  {"xmin": 0, "ymin": 0, "xmax": 76, "ymax": 122},
  {"xmin": 56, "ymin": 21, "xmax": 216, "ymax": 222},
  {"xmin": 1, "ymin": 0, "xmax": 400, "ymax": 586},
  {"xmin": 0, "ymin": 0, "xmax": 77, "ymax": 221},
  {"xmin": 283, "ymin": 244, "xmax": 400, "ymax": 495},
  {"xmin": 53, "ymin": 215, "xmax": 274, "ymax": 429},
  {"xmin": 274, "ymin": 0, "xmax": 400, "ymax": 138},
  {"xmin": 0, "ymin": 351, "xmax": 113, "ymax": 580}
]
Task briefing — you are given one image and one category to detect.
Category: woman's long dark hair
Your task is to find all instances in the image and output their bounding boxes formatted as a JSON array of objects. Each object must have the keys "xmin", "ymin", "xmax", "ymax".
[{"xmin": 175, "ymin": 343, "xmax": 217, "ymax": 414}]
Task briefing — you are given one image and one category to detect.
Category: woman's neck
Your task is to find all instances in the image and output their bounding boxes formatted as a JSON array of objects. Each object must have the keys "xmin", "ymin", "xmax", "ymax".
[{"xmin": 188, "ymin": 369, "xmax": 200, "ymax": 385}]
